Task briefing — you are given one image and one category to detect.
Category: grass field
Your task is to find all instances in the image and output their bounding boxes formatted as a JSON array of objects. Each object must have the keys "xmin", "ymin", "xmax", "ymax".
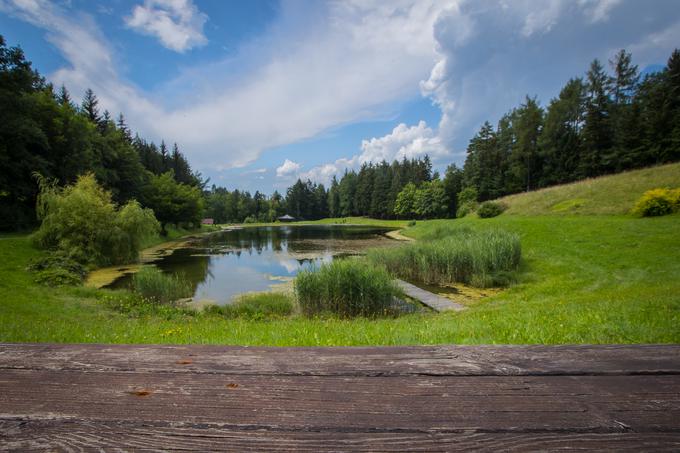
[
  {"xmin": 498, "ymin": 162, "xmax": 680, "ymax": 215},
  {"xmin": 1, "ymin": 164, "xmax": 679, "ymax": 345}
]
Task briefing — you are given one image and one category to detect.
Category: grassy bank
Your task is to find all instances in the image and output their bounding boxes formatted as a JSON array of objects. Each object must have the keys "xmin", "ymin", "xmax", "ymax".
[
  {"xmin": 498, "ymin": 162, "xmax": 680, "ymax": 215},
  {"xmin": 2, "ymin": 212, "xmax": 679, "ymax": 344}
]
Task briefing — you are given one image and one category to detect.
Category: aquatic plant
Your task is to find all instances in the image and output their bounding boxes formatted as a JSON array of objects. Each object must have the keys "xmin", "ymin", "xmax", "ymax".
[
  {"xmin": 368, "ymin": 227, "xmax": 521, "ymax": 288},
  {"xmin": 132, "ymin": 266, "xmax": 192, "ymax": 305},
  {"xmin": 295, "ymin": 258, "xmax": 402, "ymax": 317}
]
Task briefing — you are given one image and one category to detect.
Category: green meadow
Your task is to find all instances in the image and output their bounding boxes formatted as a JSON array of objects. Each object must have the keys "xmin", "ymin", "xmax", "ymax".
[{"xmin": 1, "ymin": 164, "xmax": 679, "ymax": 345}]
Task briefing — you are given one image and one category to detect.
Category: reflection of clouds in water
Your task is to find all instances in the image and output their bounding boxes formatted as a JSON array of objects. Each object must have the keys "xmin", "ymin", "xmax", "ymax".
[
  {"xmin": 140, "ymin": 227, "xmax": 394, "ymax": 304},
  {"xmin": 276, "ymin": 252, "xmax": 333, "ymax": 274},
  {"xmin": 278, "ymin": 259, "xmax": 300, "ymax": 274}
]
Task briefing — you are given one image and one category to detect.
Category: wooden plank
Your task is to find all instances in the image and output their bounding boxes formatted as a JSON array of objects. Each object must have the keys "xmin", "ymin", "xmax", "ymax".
[
  {"xmin": 2, "ymin": 419, "xmax": 680, "ymax": 452},
  {"xmin": 396, "ymin": 279, "xmax": 466, "ymax": 311},
  {"xmin": 1, "ymin": 344, "xmax": 679, "ymax": 450},
  {"xmin": 1, "ymin": 370, "xmax": 679, "ymax": 433},
  {"xmin": 2, "ymin": 343, "xmax": 679, "ymax": 376}
]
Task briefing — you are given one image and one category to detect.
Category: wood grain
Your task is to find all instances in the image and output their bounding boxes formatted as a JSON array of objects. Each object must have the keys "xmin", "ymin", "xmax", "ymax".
[
  {"xmin": 1, "ymin": 343, "xmax": 679, "ymax": 451},
  {"xmin": 3, "ymin": 420, "xmax": 680, "ymax": 452},
  {"xmin": 2, "ymin": 343, "xmax": 679, "ymax": 376}
]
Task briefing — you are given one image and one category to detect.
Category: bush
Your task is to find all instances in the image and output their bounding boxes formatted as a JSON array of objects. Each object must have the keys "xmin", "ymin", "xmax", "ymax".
[
  {"xmin": 27, "ymin": 251, "xmax": 86, "ymax": 286},
  {"xmin": 295, "ymin": 259, "xmax": 402, "ymax": 317},
  {"xmin": 243, "ymin": 216, "xmax": 258, "ymax": 224},
  {"xmin": 456, "ymin": 201, "xmax": 477, "ymax": 218},
  {"xmin": 456, "ymin": 187, "xmax": 479, "ymax": 218},
  {"xmin": 368, "ymin": 227, "xmax": 521, "ymax": 288},
  {"xmin": 132, "ymin": 266, "xmax": 193, "ymax": 305},
  {"xmin": 32, "ymin": 173, "xmax": 159, "ymax": 266},
  {"xmin": 632, "ymin": 188, "xmax": 680, "ymax": 217},
  {"xmin": 477, "ymin": 201, "xmax": 507, "ymax": 218},
  {"xmin": 207, "ymin": 292, "xmax": 294, "ymax": 320}
]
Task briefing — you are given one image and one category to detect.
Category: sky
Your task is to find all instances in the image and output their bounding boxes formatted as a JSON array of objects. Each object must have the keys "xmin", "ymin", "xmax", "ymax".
[{"xmin": 1, "ymin": 0, "xmax": 679, "ymax": 194}]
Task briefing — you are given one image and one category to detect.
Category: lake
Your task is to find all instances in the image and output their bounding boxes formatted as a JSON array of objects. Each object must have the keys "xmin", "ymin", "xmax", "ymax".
[{"xmin": 106, "ymin": 225, "xmax": 397, "ymax": 304}]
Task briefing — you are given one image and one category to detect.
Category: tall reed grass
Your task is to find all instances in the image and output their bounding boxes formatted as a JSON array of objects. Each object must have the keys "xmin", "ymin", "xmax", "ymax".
[
  {"xmin": 132, "ymin": 266, "xmax": 192, "ymax": 304},
  {"xmin": 295, "ymin": 258, "xmax": 402, "ymax": 317},
  {"xmin": 368, "ymin": 227, "xmax": 521, "ymax": 287}
]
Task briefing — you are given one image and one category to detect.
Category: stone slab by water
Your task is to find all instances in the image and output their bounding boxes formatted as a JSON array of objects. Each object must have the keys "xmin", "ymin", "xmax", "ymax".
[{"xmin": 396, "ymin": 279, "xmax": 466, "ymax": 312}]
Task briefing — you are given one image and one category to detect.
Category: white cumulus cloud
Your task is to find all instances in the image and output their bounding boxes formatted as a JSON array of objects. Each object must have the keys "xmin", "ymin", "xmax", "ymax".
[
  {"xmin": 297, "ymin": 121, "xmax": 448, "ymax": 185},
  {"xmin": 276, "ymin": 159, "xmax": 301, "ymax": 178},
  {"xmin": 359, "ymin": 121, "xmax": 448, "ymax": 164},
  {"xmin": 3, "ymin": 0, "xmax": 679, "ymax": 191},
  {"xmin": 125, "ymin": 0, "xmax": 208, "ymax": 52}
]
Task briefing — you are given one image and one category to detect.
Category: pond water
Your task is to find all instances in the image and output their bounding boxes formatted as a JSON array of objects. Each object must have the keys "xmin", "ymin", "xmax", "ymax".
[{"xmin": 106, "ymin": 225, "xmax": 397, "ymax": 304}]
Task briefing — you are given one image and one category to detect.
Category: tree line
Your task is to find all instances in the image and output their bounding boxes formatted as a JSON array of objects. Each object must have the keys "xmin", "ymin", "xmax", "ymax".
[
  {"xmin": 203, "ymin": 157, "xmax": 436, "ymax": 222},
  {"xmin": 456, "ymin": 48, "xmax": 680, "ymax": 205},
  {"xmin": 3, "ymin": 33, "xmax": 680, "ymax": 228},
  {"xmin": 0, "ymin": 35, "xmax": 204, "ymax": 232},
  {"xmin": 206, "ymin": 47, "xmax": 680, "ymax": 222}
]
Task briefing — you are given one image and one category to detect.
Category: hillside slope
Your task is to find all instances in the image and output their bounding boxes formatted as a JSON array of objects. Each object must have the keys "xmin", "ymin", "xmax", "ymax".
[{"xmin": 496, "ymin": 162, "xmax": 680, "ymax": 215}]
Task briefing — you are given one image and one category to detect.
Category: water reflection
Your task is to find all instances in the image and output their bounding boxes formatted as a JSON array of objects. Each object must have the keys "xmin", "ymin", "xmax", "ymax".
[{"xmin": 106, "ymin": 225, "xmax": 394, "ymax": 304}]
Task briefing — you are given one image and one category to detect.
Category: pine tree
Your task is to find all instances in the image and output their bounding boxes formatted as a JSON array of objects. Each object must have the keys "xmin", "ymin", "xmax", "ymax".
[
  {"xmin": 539, "ymin": 78, "xmax": 586, "ymax": 185},
  {"xmin": 355, "ymin": 163, "xmax": 374, "ymax": 215},
  {"xmin": 57, "ymin": 85, "xmax": 73, "ymax": 108},
  {"xmin": 609, "ymin": 49, "xmax": 639, "ymax": 105},
  {"xmin": 81, "ymin": 88, "xmax": 101, "ymax": 124},
  {"xmin": 370, "ymin": 162, "xmax": 391, "ymax": 218},
  {"xmin": 159, "ymin": 140, "xmax": 169, "ymax": 171},
  {"xmin": 510, "ymin": 96, "xmax": 543, "ymax": 192},
  {"xmin": 443, "ymin": 164, "xmax": 463, "ymax": 217},
  {"xmin": 580, "ymin": 59, "xmax": 612, "ymax": 176},
  {"xmin": 663, "ymin": 49, "xmax": 680, "ymax": 161},
  {"xmin": 117, "ymin": 113, "xmax": 132, "ymax": 143},
  {"xmin": 608, "ymin": 50, "xmax": 640, "ymax": 171},
  {"xmin": 328, "ymin": 176, "xmax": 341, "ymax": 218}
]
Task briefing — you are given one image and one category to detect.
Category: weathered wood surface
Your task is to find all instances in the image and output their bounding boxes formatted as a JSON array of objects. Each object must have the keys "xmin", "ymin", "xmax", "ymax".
[
  {"xmin": 1, "ymin": 343, "xmax": 679, "ymax": 451},
  {"xmin": 2, "ymin": 343, "xmax": 679, "ymax": 376},
  {"xmin": 396, "ymin": 279, "xmax": 466, "ymax": 311}
]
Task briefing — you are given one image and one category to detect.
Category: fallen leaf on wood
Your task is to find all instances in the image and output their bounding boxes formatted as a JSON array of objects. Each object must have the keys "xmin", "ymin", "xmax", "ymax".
[{"xmin": 129, "ymin": 389, "xmax": 152, "ymax": 397}]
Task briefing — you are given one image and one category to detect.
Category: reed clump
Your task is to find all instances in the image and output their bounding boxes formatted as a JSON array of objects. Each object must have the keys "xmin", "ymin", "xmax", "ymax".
[
  {"xmin": 295, "ymin": 259, "xmax": 402, "ymax": 317},
  {"xmin": 368, "ymin": 227, "xmax": 521, "ymax": 288},
  {"xmin": 132, "ymin": 266, "xmax": 192, "ymax": 304}
]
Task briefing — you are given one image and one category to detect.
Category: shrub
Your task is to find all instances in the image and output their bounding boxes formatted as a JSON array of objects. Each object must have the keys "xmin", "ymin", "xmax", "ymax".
[
  {"xmin": 368, "ymin": 227, "xmax": 521, "ymax": 288},
  {"xmin": 32, "ymin": 173, "xmax": 159, "ymax": 266},
  {"xmin": 208, "ymin": 292, "xmax": 294, "ymax": 320},
  {"xmin": 632, "ymin": 188, "xmax": 680, "ymax": 217},
  {"xmin": 295, "ymin": 259, "xmax": 402, "ymax": 317},
  {"xmin": 456, "ymin": 201, "xmax": 477, "ymax": 218},
  {"xmin": 132, "ymin": 266, "xmax": 193, "ymax": 305},
  {"xmin": 407, "ymin": 220, "xmax": 417, "ymax": 227},
  {"xmin": 27, "ymin": 251, "xmax": 86, "ymax": 286},
  {"xmin": 477, "ymin": 201, "xmax": 507, "ymax": 218},
  {"xmin": 243, "ymin": 215, "xmax": 258, "ymax": 224},
  {"xmin": 456, "ymin": 187, "xmax": 479, "ymax": 218}
]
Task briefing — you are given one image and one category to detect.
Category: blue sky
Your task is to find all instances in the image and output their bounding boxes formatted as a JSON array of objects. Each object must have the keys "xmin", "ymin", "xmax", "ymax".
[{"xmin": 1, "ymin": 0, "xmax": 679, "ymax": 194}]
